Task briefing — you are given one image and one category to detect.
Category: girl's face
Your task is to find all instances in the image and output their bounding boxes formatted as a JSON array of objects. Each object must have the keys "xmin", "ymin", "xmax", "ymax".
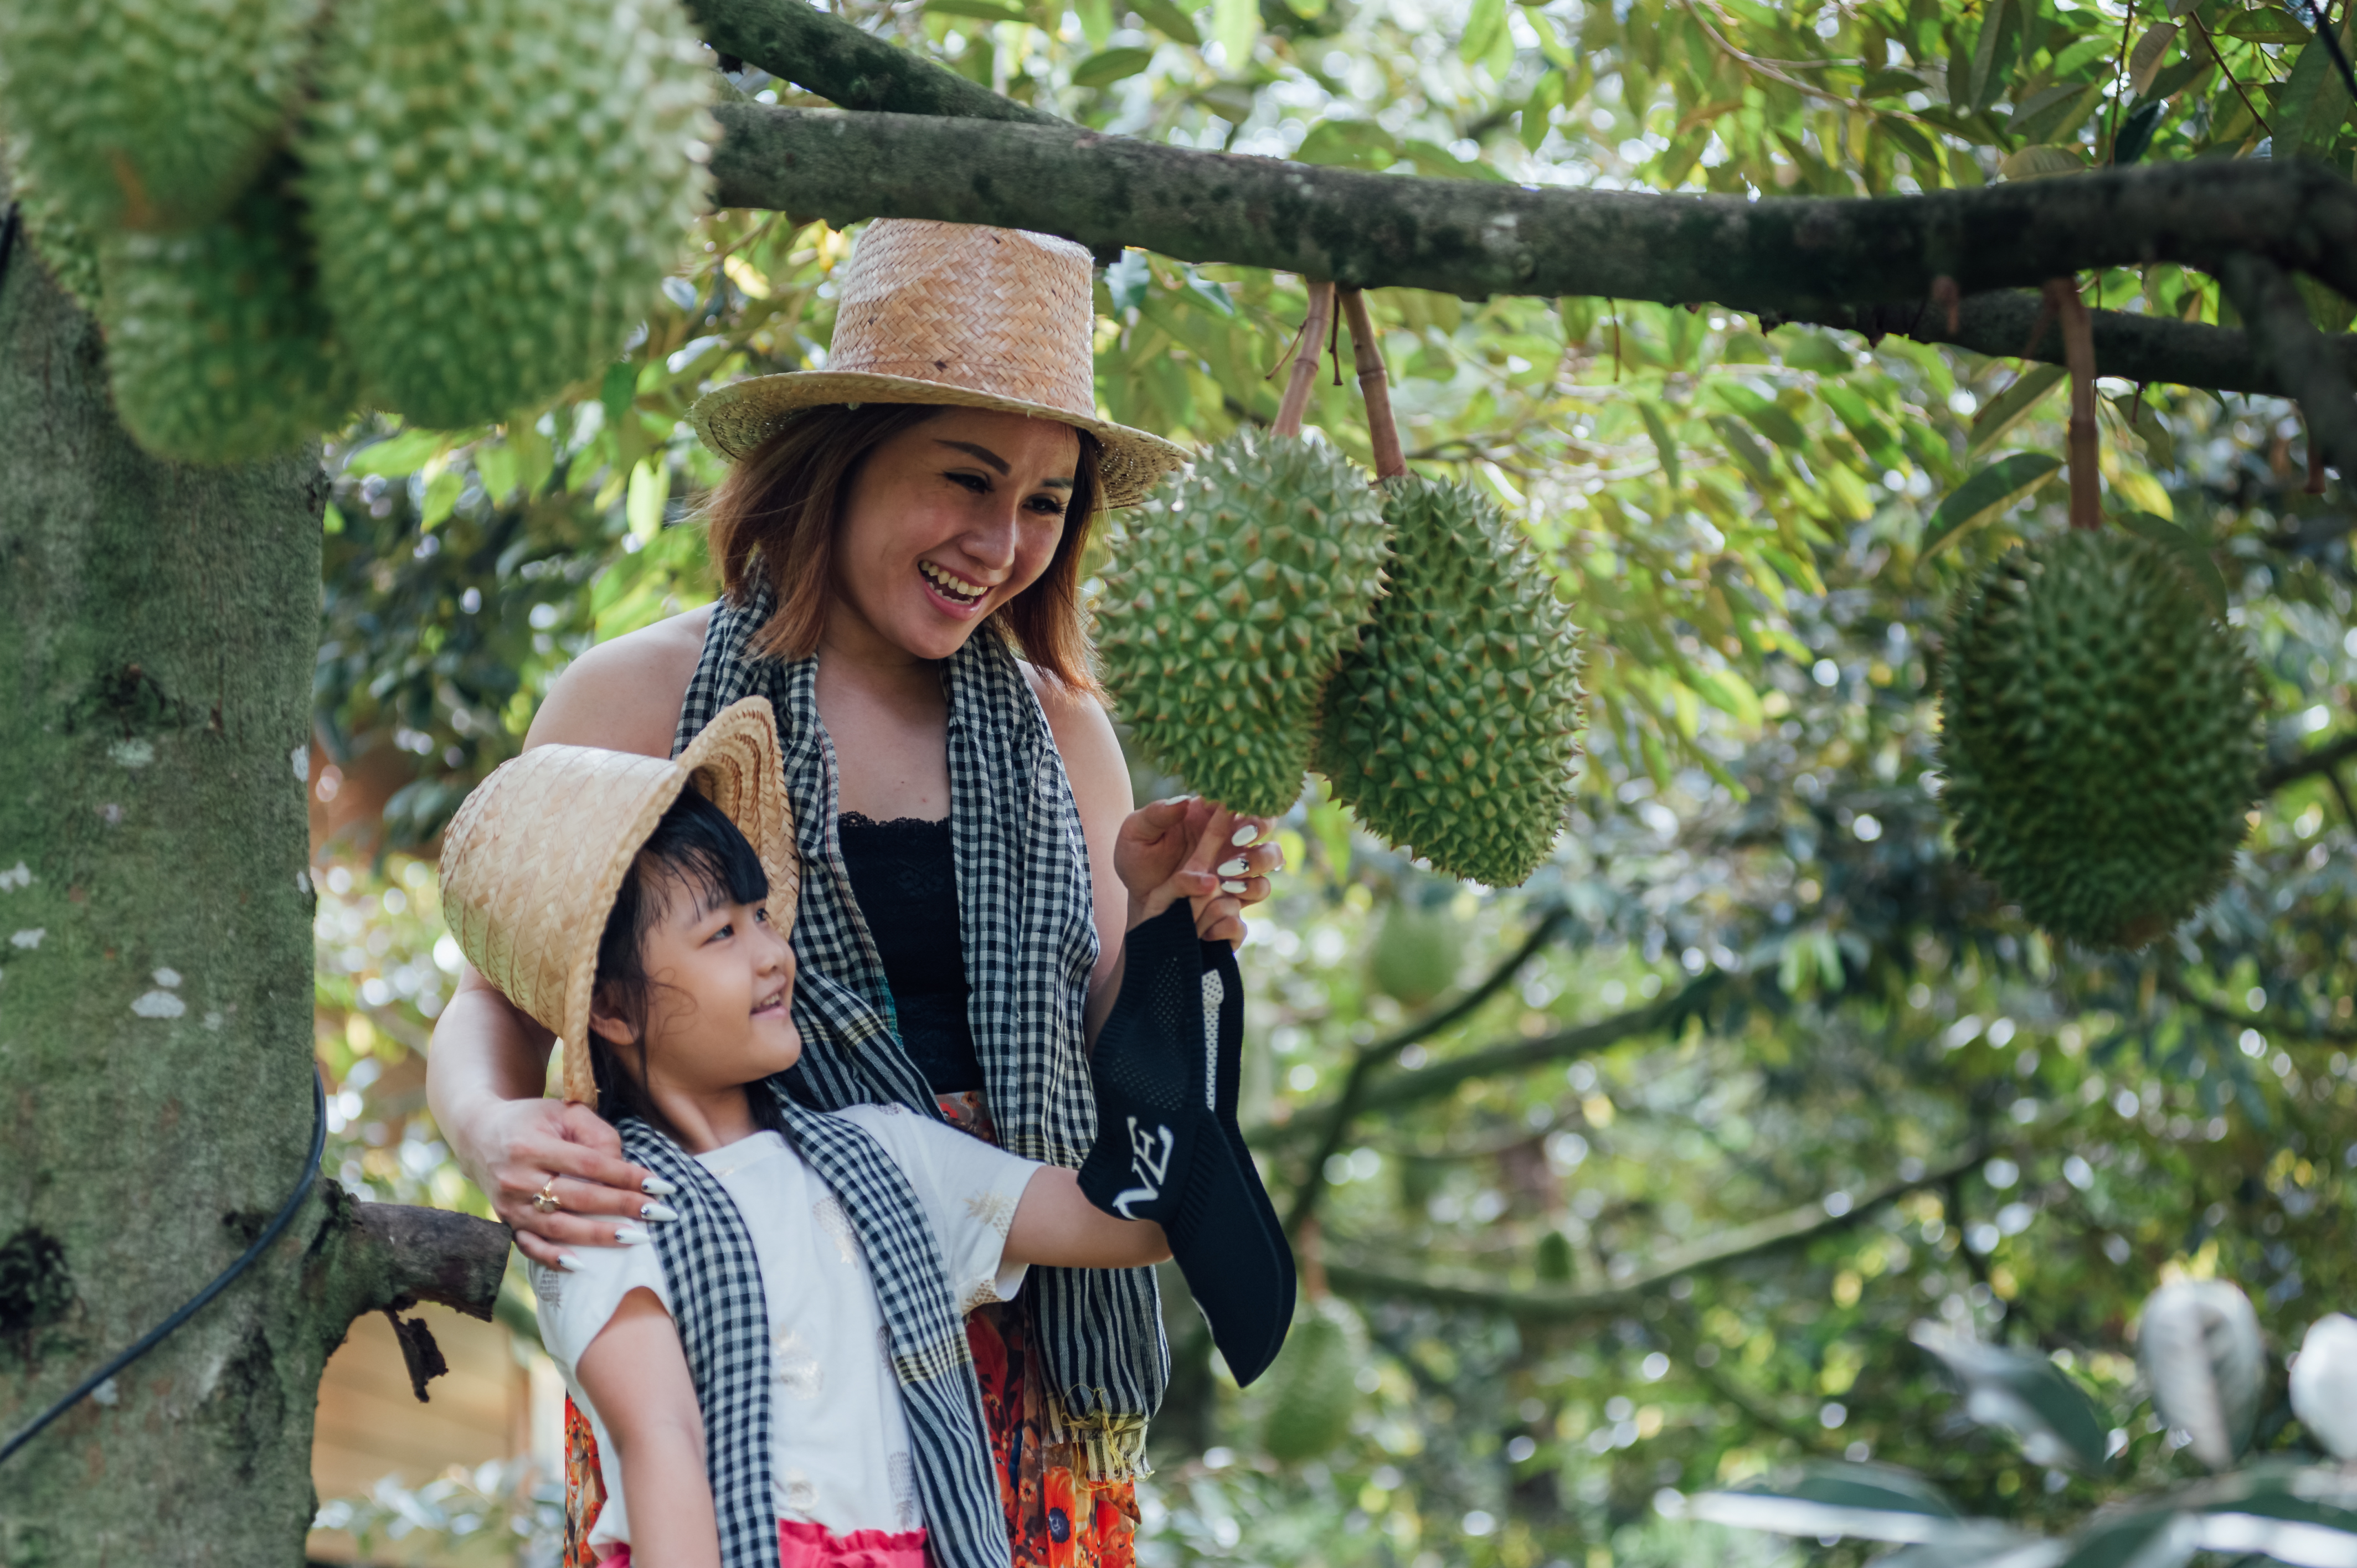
[
  {"xmin": 829, "ymin": 407, "xmax": 1082, "ymax": 662},
  {"xmin": 593, "ymin": 872, "xmax": 801, "ymax": 1098}
]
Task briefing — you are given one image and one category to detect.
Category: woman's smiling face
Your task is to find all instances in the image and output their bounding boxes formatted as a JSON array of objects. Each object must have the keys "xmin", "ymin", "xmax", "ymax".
[{"xmin": 829, "ymin": 407, "xmax": 1082, "ymax": 662}]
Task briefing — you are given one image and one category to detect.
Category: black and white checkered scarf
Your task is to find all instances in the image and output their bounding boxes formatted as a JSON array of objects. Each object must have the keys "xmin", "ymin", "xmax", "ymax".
[
  {"xmin": 675, "ymin": 575, "xmax": 1167, "ymax": 1478},
  {"xmin": 617, "ymin": 1093, "xmax": 1003, "ymax": 1568}
]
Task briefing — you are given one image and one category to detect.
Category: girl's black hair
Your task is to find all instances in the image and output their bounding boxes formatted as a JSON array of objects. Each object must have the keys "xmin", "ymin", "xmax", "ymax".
[{"xmin": 589, "ymin": 785, "xmax": 775, "ymax": 1133}]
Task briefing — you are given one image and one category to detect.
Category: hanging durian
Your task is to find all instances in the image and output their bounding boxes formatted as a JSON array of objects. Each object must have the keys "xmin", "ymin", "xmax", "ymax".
[
  {"xmin": 98, "ymin": 164, "xmax": 359, "ymax": 464},
  {"xmin": 0, "ymin": 0, "xmax": 322, "ymax": 233},
  {"xmin": 1366, "ymin": 884, "xmax": 1465, "ymax": 1009},
  {"xmin": 3, "ymin": 132, "xmax": 104, "ymax": 311},
  {"xmin": 1314, "ymin": 477, "xmax": 1584, "ymax": 888},
  {"xmin": 1261, "ymin": 1296, "xmax": 1365, "ymax": 1463},
  {"xmin": 303, "ymin": 0, "xmax": 714, "ymax": 427},
  {"xmin": 1937, "ymin": 530, "xmax": 2258, "ymax": 949},
  {"xmin": 1097, "ymin": 430, "xmax": 1391, "ymax": 817}
]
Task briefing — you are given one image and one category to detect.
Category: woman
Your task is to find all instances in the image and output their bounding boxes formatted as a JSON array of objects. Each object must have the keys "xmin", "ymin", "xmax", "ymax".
[{"xmin": 425, "ymin": 220, "xmax": 1284, "ymax": 1568}]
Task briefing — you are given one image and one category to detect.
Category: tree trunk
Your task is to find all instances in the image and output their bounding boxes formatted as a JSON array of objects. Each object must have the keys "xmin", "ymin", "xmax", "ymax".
[{"xmin": 0, "ymin": 208, "xmax": 510, "ymax": 1564}]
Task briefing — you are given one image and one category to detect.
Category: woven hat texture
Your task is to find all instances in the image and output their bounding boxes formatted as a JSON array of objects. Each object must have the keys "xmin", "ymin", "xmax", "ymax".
[
  {"xmin": 439, "ymin": 698, "xmax": 798, "ymax": 1104},
  {"xmin": 690, "ymin": 219, "xmax": 1187, "ymax": 507}
]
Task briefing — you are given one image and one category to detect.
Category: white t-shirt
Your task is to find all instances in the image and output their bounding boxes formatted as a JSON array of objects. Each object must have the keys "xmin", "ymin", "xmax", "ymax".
[{"xmin": 527, "ymin": 1105, "xmax": 1041, "ymax": 1552}]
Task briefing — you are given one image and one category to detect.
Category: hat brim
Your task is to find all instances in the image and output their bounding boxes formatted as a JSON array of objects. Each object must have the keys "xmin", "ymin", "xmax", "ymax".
[
  {"xmin": 689, "ymin": 372, "xmax": 1188, "ymax": 509},
  {"xmin": 554, "ymin": 697, "xmax": 799, "ymax": 1105}
]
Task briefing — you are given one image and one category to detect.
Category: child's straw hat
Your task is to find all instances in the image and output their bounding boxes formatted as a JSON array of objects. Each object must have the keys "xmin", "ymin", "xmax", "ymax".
[
  {"xmin": 689, "ymin": 219, "xmax": 1188, "ymax": 508},
  {"xmin": 438, "ymin": 698, "xmax": 797, "ymax": 1106}
]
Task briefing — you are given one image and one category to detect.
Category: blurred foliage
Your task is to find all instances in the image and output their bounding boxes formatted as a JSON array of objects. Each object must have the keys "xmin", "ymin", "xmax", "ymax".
[{"xmin": 299, "ymin": 0, "xmax": 2357, "ymax": 1557}]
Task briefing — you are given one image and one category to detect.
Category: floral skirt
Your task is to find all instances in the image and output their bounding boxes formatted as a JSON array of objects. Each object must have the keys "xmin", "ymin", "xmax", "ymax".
[{"xmin": 560, "ymin": 1090, "xmax": 1138, "ymax": 1568}]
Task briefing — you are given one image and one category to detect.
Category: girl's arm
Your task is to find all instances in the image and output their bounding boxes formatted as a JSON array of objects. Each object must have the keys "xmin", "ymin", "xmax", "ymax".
[
  {"xmin": 575, "ymin": 1288, "xmax": 720, "ymax": 1568},
  {"xmin": 1004, "ymin": 1166, "xmax": 1172, "ymax": 1271}
]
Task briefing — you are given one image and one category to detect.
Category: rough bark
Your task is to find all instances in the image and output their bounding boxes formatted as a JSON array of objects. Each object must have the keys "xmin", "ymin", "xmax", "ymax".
[
  {"xmin": 0, "ymin": 209, "xmax": 507, "ymax": 1564},
  {"xmin": 689, "ymin": 0, "xmax": 1063, "ymax": 126},
  {"xmin": 2221, "ymin": 251, "xmax": 2357, "ymax": 473},
  {"xmin": 706, "ymin": 101, "xmax": 2357, "ymax": 395}
]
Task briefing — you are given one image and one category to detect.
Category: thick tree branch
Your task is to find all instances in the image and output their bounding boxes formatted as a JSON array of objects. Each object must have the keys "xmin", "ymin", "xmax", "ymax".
[
  {"xmin": 688, "ymin": 0, "xmax": 1064, "ymax": 126},
  {"xmin": 1322, "ymin": 1143, "xmax": 1988, "ymax": 1321},
  {"xmin": 2220, "ymin": 252, "xmax": 2357, "ymax": 475},
  {"xmin": 709, "ymin": 105, "xmax": 2357, "ymax": 312},
  {"xmin": 308, "ymin": 1183, "xmax": 511, "ymax": 1348},
  {"xmin": 1769, "ymin": 290, "xmax": 2357, "ymax": 398},
  {"xmin": 2157, "ymin": 972, "xmax": 2357, "ymax": 1048}
]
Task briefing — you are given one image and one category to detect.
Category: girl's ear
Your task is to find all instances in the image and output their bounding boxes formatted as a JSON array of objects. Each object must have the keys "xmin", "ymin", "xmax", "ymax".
[{"xmin": 587, "ymin": 985, "xmax": 636, "ymax": 1049}]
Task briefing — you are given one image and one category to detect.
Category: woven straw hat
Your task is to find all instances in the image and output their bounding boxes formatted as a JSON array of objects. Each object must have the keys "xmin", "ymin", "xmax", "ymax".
[
  {"xmin": 689, "ymin": 219, "xmax": 1187, "ymax": 508},
  {"xmin": 438, "ymin": 698, "xmax": 798, "ymax": 1106}
]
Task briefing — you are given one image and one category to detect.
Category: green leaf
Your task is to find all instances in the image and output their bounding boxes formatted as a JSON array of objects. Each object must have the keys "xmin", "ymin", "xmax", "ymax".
[
  {"xmin": 420, "ymin": 467, "xmax": 464, "ymax": 530},
  {"xmin": 2055, "ymin": 1510, "xmax": 2198, "ymax": 1568},
  {"xmin": 2275, "ymin": 18, "xmax": 2357, "ymax": 158},
  {"xmin": 1639, "ymin": 400, "xmax": 1681, "ymax": 493},
  {"xmin": 1713, "ymin": 380, "xmax": 1809, "ymax": 451},
  {"xmin": 599, "ymin": 362, "xmax": 637, "ymax": 433},
  {"xmin": 1680, "ymin": 1461, "xmax": 1969, "ymax": 1543},
  {"xmin": 1967, "ymin": 0, "xmax": 2021, "ymax": 112},
  {"xmin": 1213, "ymin": 0, "xmax": 1256, "ymax": 67},
  {"xmin": 1919, "ymin": 451, "xmax": 2063, "ymax": 558},
  {"xmin": 1710, "ymin": 414, "xmax": 1780, "ymax": 488},
  {"xmin": 2113, "ymin": 99, "xmax": 2166, "ymax": 164},
  {"xmin": 1966, "ymin": 364, "xmax": 2065, "ymax": 459},
  {"xmin": 927, "ymin": 0, "xmax": 1032, "ymax": 20},
  {"xmin": 1073, "ymin": 45, "xmax": 1154, "ymax": 85},
  {"xmin": 1296, "ymin": 117, "xmax": 1398, "ymax": 168},
  {"xmin": 350, "ymin": 428, "xmax": 446, "ymax": 478},
  {"xmin": 1104, "ymin": 250, "xmax": 1152, "ymax": 314},
  {"xmin": 2221, "ymin": 11, "xmax": 2313, "ymax": 42},
  {"xmin": 1127, "ymin": 0, "xmax": 1200, "ymax": 45},
  {"xmin": 1460, "ymin": 0, "xmax": 1507, "ymax": 64},
  {"xmin": 1820, "ymin": 383, "xmax": 1904, "ymax": 473},
  {"xmin": 1910, "ymin": 1323, "xmax": 2113, "ymax": 1472},
  {"xmin": 1999, "ymin": 145, "xmax": 2085, "ymax": 180},
  {"xmin": 476, "ymin": 441, "xmax": 520, "ymax": 504}
]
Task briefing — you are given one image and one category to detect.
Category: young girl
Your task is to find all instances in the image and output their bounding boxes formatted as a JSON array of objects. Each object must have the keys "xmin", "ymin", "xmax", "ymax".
[{"xmin": 438, "ymin": 698, "xmax": 1289, "ymax": 1568}]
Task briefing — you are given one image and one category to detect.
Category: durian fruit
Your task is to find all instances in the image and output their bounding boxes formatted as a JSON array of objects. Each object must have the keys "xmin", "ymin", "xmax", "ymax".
[
  {"xmin": 1261, "ymin": 1297, "xmax": 1365, "ymax": 1463},
  {"xmin": 1366, "ymin": 886, "xmax": 1465, "ymax": 1009},
  {"xmin": 1097, "ymin": 431, "xmax": 1391, "ymax": 817},
  {"xmin": 303, "ymin": 0, "xmax": 716, "ymax": 428},
  {"xmin": 1937, "ymin": 530, "xmax": 2258, "ymax": 949},
  {"xmin": 3, "ymin": 132, "xmax": 104, "ymax": 311},
  {"xmin": 1314, "ymin": 477, "xmax": 1584, "ymax": 888},
  {"xmin": 0, "ymin": 0, "xmax": 322, "ymax": 233},
  {"xmin": 98, "ymin": 164, "xmax": 359, "ymax": 464}
]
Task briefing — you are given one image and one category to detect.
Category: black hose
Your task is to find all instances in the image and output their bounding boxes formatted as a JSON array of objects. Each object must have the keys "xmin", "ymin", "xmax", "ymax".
[{"xmin": 0, "ymin": 1066, "xmax": 328, "ymax": 1467}]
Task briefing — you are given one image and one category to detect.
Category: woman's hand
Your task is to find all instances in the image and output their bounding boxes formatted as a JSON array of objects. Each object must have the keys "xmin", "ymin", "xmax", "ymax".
[
  {"xmin": 470, "ymin": 1096, "xmax": 667, "ymax": 1266},
  {"xmin": 1114, "ymin": 796, "xmax": 1284, "ymax": 947}
]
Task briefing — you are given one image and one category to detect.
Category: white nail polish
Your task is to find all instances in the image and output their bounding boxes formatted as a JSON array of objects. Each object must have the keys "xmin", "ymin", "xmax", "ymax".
[
  {"xmin": 641, "ymin": 1175, "xmax": 678, "ymax": 1196},
  {"xmin": 556, "ymin": 1253, "xmax": 583, "ymax": 1273},
  {"xmin": 615, "ymin": 1225, "xmax": 650, "ymax": 1245},
  {"xmin": 1231, "ymin": 824, "xmax": 1258, "ymax": 847},
  {"xmin": 1221, "ymin": 879, "xmax": 1248, "ymax": 894},
  {"xmin": 1217, "ymin": 858, "xmax": 1247, "ymax": 876},
  {"xmin": 641, "ymin": 1201, "xmax": 680, "ymax": 1222}
]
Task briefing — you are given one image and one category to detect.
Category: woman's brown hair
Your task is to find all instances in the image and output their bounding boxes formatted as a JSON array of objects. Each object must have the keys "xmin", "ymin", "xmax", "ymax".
[{"xmin": 703, "ymin": 402, "xmax": 1104, "ymax": 692}]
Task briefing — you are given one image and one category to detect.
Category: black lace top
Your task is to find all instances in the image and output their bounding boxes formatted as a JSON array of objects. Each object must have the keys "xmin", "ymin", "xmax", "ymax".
[{"xmin": 836, "ymin": 812, "xmax": 985, "ymax": 1092}]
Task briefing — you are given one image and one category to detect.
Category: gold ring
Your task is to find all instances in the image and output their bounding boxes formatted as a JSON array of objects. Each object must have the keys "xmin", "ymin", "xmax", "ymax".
[{"xmin": 532, "ymin": 1182, "xmax": 562, "ymax": 1215}]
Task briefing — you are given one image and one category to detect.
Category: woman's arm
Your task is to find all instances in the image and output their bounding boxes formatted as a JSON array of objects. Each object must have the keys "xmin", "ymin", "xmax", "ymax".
[
  {"xmin": 575, "ymin": 1288, "xmax": 720, "ymax": 1568},
  {"xmin": 425, "ymin": 608, "xmax": 712, "ymax": 1260},
  {"xmin": 1004, "ymin": 1166, "xmax": 1172, "ymax": 1271}
]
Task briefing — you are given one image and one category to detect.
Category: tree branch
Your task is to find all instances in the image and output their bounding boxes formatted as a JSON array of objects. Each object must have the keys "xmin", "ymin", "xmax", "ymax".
[
  {"xmin": 308, "ymin": 1184, "xmax": 512, "ymax": 1348},
  {"xmin": 1282, "ymin": 905, "xmax": 1573, "ymax": 1236},
  {"xmin": 688, "ymin": 0, "xmax": 1065, "ymax": 126},
  {"xmin": 1254, "ymin": 972, "xmax": 1722, "ymax": 1154},
  {"xmin": 708, "ymin": 104, "xmax": 2357, "ymax": 312},
  {"xmin": 2157, "ymin": 972, "xmax": 2357, "ymax": 1048},
  {"xmin": 1324, "ymin": 1144, "xmax": 1990, "ymax": 1321},
  {"xmin": 1767, "ymin": 290, "xmax": 2357, "ymax": 399},
  {"xmin": 2220, "ymin": 252, "xmax": 2357, "ymax": 476},
  {"xmin": 2260, "ymin": 731, "xmax": 2357, "ymax": 792}
]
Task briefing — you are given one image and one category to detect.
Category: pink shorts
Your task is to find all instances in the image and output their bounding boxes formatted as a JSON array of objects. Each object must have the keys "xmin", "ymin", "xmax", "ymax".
[{"xmin": 599, "ymin": 1519, "xmax": 928, "ymax": 1568}]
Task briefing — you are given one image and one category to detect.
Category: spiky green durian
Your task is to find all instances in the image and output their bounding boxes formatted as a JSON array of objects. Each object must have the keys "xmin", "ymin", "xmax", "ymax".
[
  {"xmin": 99, "ymin": 166, "xmax": 359, "ymax": 463},
  {"xmin": 1366, "ymin": 889, "xmax": 1465, "ymax": 1009},
  {"xmin": 4, "ymin": 132, "xmax": 104, "ymax": 310},
  {"xmin": 1313, "ymin": 477, "xmax": 1584, "ymax": 888},
  {"xmin": 0, "ymin": 0, "xmax": 321, "ymax": 233},
  {"xmin": 303, "ymin": 0, "xmax": 714, "ymax": 428},
  {"xmin": 1937, "ymin": 529, "xmax": 2260, "ymax": 950},
  {"xmin": 1261, "ymin": 1298, "xmax": 1363, "ymax": 1463},
  {"xmin": 1097, "ymin": 431, "xmax": 1391, "ymax": 816}
]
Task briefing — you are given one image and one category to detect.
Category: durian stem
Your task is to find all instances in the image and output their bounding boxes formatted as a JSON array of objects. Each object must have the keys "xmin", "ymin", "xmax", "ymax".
[
  {"xmin": 1339, "ymin": 288, "xmax": 1408, "ymax": 480},
  {"xmin": 2047, "ymin": 277, "xmax": 2103, "ymax": 530},
  {"xmin": 1274, "ymin": 281, "xmax": 1336, "ymax": 439}
]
